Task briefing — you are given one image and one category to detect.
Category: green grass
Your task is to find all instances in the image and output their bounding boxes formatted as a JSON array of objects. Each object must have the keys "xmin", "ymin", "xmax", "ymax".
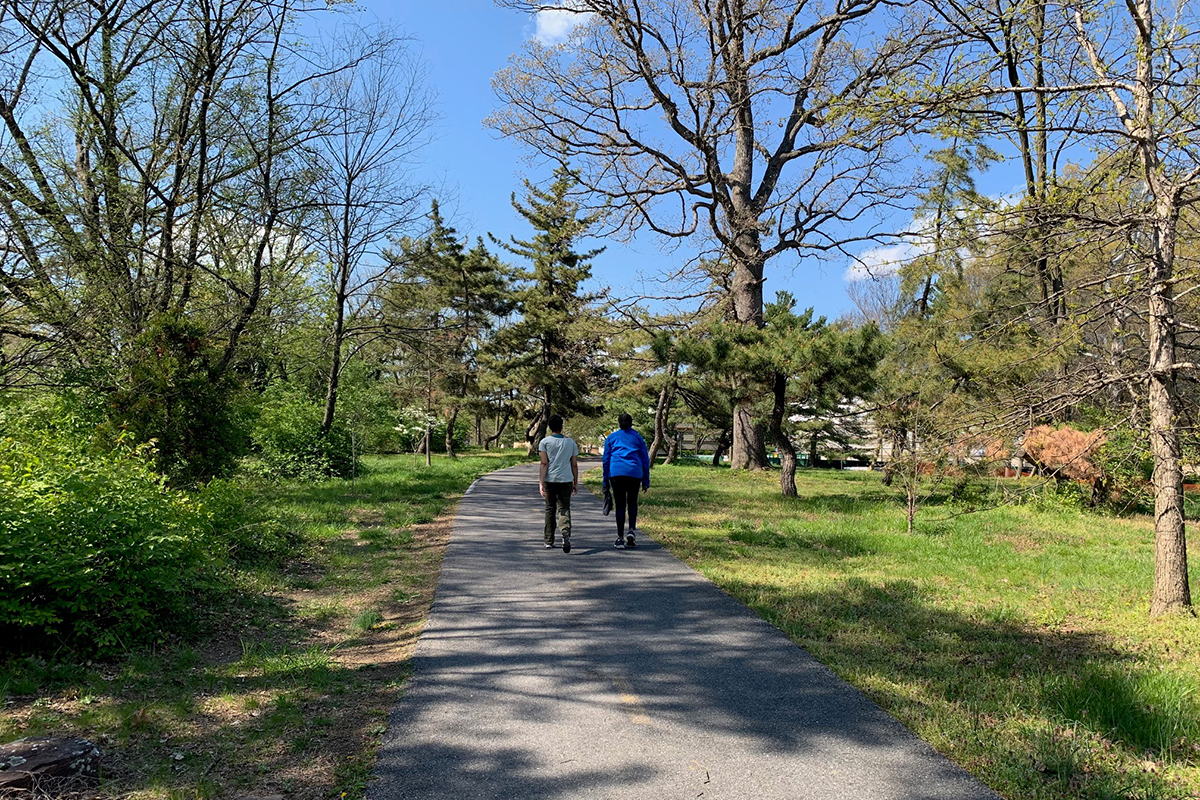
[
  {"xmin": 606, "ymin": 464, "xmax": 1200, "ymax": 800},
  {"xmin": 0, "ymin": 450, "xmax": 526, "ymax": 800}
]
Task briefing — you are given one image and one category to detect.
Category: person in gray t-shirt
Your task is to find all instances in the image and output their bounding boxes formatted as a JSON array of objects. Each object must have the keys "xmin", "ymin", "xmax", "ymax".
[{"xmin": 538, "ymin": 414, "xmax": 580, "ymax": 553}]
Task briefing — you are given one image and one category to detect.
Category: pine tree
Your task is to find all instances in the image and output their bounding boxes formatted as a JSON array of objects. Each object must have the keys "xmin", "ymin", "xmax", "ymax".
[
  {"xmin": 488, "ymin": 168, "xmax": 608, "ymax": 453},
  {"xmin": 386, "ymin": 201, "xmax": 514, "ymax": 457}
]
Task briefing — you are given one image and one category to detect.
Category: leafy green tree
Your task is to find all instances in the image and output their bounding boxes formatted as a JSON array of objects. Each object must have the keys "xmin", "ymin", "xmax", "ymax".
[{"xmin": 672, "ymin": 291, "xmax": 882, "ymax": 496}]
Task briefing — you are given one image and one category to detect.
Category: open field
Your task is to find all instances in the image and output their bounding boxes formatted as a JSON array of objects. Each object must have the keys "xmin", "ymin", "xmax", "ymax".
[
  {"xmin": 0, "ymin": 452, "xmax": 525, "ymax": 800},
  {"xmin": 600, "ymin": 463, "xmax": 1200, "ymax": 800}
]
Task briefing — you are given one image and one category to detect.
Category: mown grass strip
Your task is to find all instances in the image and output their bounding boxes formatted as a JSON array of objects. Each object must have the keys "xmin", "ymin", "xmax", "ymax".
[{"xmin": 604, "ymin": 462, "xmax": 1200, "ymax": 800}]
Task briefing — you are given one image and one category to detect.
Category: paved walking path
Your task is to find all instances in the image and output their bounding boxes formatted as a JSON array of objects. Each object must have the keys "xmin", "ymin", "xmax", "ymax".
[{"xmin": 370, "ymin": 462, "xmax": 1000, "ymax": 800}]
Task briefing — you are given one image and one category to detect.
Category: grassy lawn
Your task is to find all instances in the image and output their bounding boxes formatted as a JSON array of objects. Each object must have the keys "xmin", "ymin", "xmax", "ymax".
[
  {"xmin": 602, "ymin": 462, "xmax": 1200, "ymax": 800},
  {"xmin": 0, "ymin": 451, "xmax": 526, "ymax": 800}
]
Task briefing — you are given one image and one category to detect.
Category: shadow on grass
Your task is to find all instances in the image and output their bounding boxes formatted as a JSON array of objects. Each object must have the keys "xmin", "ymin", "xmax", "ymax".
[
  {"xmin": 0, "ymin": 585, "xmax": 413, "ymax": 800},
  {"xmin": 372, "ymin": 463, "xmax": 998, "ymax": 799},
  {"xmin": 724, "ymin": 576, "xmax": 1195, "ymax": 799},
  {"xmin": 0, "ymin": 454, "xmax": 515, "ymax": 800}
]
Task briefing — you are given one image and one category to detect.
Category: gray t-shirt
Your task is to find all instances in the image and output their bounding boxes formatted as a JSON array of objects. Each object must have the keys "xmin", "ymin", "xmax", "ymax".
[{"xmin": 539, "ymin": 434, "xmax": 579, "ymax": 483}]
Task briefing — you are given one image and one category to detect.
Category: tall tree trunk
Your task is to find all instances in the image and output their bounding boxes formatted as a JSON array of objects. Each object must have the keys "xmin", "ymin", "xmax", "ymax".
[
  {"xmin": 1148, "ymin": 200, "xmax": 1190, "ymax": 614},
  {"xmin": 1118, "ymin": 0, "xmax": 1192, "ymax": 614},
  {"xmin": 321, "ymin": 325, "xmax": 344, "ymax": 437},
  {"xmin": 664, "ymin": 431, "xmax": 679, "ymax": 464},
  {"xmin": 525, "ymin": 404, "xmax": 548, "ymax": 456},
  {"xmin": 424, "ymin": 425, "xmax": 432, "ymax": 467},
  {"xmin": 770, "ymin": 371, "xmax": 798, "ymax": 497},
  {"xmin": 648, "ymin": 383, "xmax": 671, "ymax": 462},
  {"xmin": 475, "ymin": 414, "xmax": 483, "ymax": 448},
  {"xmin": 731, "ymin": 401, "xmax": 768, "ymax": 470},
  {"xmin": 445, "ymin": 407, "xmax": 460, "ymax": 459},
  {"xmin": 729, "ymin": 244, "xmax": 769, "ymax": 470},
  {"xmin": 648, "ymin": 364, "xmax": 678, "ymax": 463}
]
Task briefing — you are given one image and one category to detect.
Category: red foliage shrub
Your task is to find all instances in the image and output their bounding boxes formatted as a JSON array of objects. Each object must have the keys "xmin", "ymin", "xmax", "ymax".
[{"xmin": 1021, "ymin": 425, "xmax": 1106, "ymax": 482}]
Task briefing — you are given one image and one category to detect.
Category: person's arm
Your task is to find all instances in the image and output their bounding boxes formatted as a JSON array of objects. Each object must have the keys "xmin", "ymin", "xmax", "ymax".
[
  {"xmin": 602, "ymin": 434, "xmax": 611, "ymax": 487},
  {"xmin": 570, "ymin": 455, "xmax": 579, "ymax": 495},
  {"xmin": 539, "ymin": 451, "xmax": 549, "ymax": 497},
  {"xmin": 640, "ymin": 434, "xmax": 651, "ymax": 490}
]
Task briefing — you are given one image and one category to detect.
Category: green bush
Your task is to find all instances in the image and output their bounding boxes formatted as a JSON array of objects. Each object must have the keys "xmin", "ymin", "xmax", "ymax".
[
  {"xmin": 100, "ymin": 313, "xmax": 251, "ymax": 485},
  {"xmin": 250, "ymin": 385, "xmax": 360, "ymax": 479},
  {"xmin": 0, "ymin": 390, "xmax": 107, "ymax": 443},
  {"xmin": 1093, "ymin": 426, "xmax": 1153, "ymax": 513},
  {"xmin": 194, "ymin": 478, "xmax": 300, "ymax": 568},
  {"xmin": 0, "ymin": 435, "xmax": 224, "ymax": 654}
]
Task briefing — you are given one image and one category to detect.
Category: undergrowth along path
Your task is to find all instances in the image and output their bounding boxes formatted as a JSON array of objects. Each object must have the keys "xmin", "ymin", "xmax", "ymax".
[{"xmin": 370, "ymin": 461, "xmax": 1000, "ymax": 800}]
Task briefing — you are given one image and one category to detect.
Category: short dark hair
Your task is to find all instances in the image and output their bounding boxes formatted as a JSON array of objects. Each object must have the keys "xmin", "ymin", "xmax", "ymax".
[
  {"xmin": 618, "ymin": 413, "xmax": 633, "ymax": 430},
  {"xmin": 548, "ymin": 414, "xmax": 564, "ymax": 433}
]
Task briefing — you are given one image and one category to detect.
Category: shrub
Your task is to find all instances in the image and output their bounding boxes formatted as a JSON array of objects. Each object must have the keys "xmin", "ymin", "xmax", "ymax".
[
  {"xmin": 100, "ymin": 313, "xmax": 250, "ymax": 485},
  {"xmin": 195, "ymin": 478, "xmax": 300, "ymax": 568},
  {"xmin": 0, "ymin": 435, "xmax": 223, "ymax": 654},
  {"xmin": 1093, "ymin": 426, "xmax": 1154, "ymax": 513},
  {"xmin": 251, "ymin": 385, "xmax": 360, "ymax": 479},
  {"xmin": 1022, "ymin": 425, "xmax": 1106, "ymax": 482}
]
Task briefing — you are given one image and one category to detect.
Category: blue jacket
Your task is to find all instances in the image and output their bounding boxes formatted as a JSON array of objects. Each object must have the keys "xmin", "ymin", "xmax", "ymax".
[{"xmin": 603, "ymin": 428, "xmax": 650, "ymax": 489}]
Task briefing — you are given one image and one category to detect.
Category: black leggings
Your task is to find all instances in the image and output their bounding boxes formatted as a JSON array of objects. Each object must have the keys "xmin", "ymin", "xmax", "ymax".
[{"xmin": 610, "ymin": 476, "xmax": 641, "ymax": 536}]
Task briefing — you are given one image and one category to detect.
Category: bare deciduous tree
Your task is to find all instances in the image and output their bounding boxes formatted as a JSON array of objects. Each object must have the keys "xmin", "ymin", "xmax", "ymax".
[
  {"xmin": 490, "ymin": 0, "xmax": 947, "ymax": 469},
  {"xmin": 306, "ymin": 24, "xmax": 435, "ymax": 437},
  {"xmin": 1069, "ymin": 0, "xmax": 1200, "ymax": 614}
]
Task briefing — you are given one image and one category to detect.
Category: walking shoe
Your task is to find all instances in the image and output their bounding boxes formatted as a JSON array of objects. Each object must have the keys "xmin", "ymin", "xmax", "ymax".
[
  {"xmin": 544, "ymin": 542, "xmax": 554, "ymax": 549},
  {"xmin": 625, "ymin": 532, "xmax": 636, "ymax": 548},
  {"xmin": 562, "ymin": 538, "xmax": 571, "ymax": 553},
  {"xmin": 614, "ymin": 536, "xmax": 626, "ymax": 549}
]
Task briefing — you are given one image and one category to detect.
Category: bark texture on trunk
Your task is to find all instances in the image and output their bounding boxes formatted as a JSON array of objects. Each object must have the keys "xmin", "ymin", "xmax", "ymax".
[
  {"xmin": 648, "ymin": 383, "xmax": 671, "ymax": 463},
  {"xmin": 525, "ymin": 405, "xmax": 548, "ymax": 457},
  {"xmin": 770, "ymin": 372, "xmax": 797, "ymax": 497},
  {"xmin": 1148, "ymin": 201, "xmax": 1190, "ymax": 614},
  {"xmin": 728, "ymin": 244, "xmax": 769, "ymax": 470},
  {"xmin": 665, "ymin": 432, "xmax": 679, "ymax": 464},
  {"xmin": 485, "ymin": 406, "xmax": 512, "ymax": 451},
  {"xmin": 445, "ymin": 407, "xmax": 459, "ymax": 459},
  {"xmin": 731, "ymin": 400, "xmax": 768, "ymax": 470},
  {"xmin": 711, "ymin": 429, "xmax": 732, "ymax": 467},
  {"xmin": 320, "ymin": 328, "xmax": 343, "ymax": 437},
  {"xmin": 1115, "ymin": 0, "xmax": 1193, "ymax": 614},
  {"xmin": 648, "ymin": 365, "xmax": 678, "ymax": 463}
]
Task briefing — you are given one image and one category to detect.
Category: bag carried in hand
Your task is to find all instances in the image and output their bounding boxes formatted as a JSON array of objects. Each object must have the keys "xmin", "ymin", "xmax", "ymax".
[{"xmin": 602, "ymin": 486, "xmax": 613, "ymax": 516}]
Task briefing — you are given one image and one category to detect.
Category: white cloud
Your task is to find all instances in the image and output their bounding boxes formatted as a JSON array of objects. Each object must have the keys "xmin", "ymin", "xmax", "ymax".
[
  {"xmin": 534, "ymin": 8, "xmax": 592, "ymax": 45},
  {"xmin": 844, "ymin": 241, "xmax": 926, "ymax": 282}
]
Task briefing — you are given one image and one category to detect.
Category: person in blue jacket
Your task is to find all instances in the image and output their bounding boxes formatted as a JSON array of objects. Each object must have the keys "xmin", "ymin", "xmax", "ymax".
[{"xmin": 602, "ymin": 412, "xmax": 650, "ymax": 549}]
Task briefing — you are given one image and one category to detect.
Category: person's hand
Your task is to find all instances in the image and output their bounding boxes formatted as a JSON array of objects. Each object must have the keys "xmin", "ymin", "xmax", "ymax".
[
  {"xmin": 572, "ymin": 483, "xmax": 579, "ymax": 495},
  {"xmin": 643, "ymin": 485, "xmax": 649, "ymax": 494},
  {"xmin": 539, "ymin": 484, "xmax": 546, "ymax": 498}
]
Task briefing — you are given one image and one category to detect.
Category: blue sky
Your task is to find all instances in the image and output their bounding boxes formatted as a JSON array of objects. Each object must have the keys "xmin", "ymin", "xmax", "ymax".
[{"xmin": 371, "ymin": 0, "xmax": 921, "ymax": 321}]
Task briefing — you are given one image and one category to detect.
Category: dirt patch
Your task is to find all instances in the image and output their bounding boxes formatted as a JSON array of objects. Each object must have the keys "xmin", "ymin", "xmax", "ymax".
[
  {"xmin": 994, "ymin": 532, "xmax": 1042, "ymax": 553},
  {"xmin": 345, "ymin": 508, "xmax": 385, "ymax": 527}
]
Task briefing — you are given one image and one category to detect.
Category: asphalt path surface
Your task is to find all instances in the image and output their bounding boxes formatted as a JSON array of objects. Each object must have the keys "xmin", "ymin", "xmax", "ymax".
[{"xmin": 370, "ymin": 461, "xmax": 1001, "ymax": 800}]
